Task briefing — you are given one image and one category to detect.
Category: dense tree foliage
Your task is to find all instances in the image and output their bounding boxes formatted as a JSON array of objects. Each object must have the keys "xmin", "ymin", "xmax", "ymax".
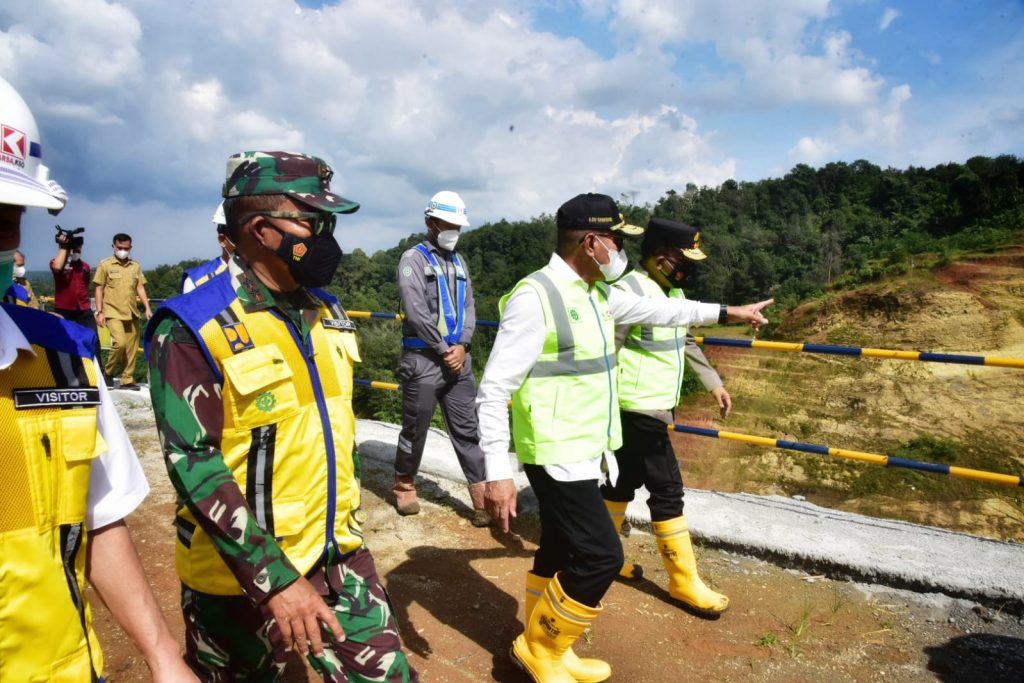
[{"xmin": 128, "ymin": 156, "xmax": 1022, "ymax": 419}]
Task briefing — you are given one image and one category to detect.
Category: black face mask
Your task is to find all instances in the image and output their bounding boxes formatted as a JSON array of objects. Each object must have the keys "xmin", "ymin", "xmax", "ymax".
[
  {"xmin": 659, "ymin": 258, "xmax": 689, "ymax": 286},
  {"xmin": 269, "ymin": 227, "xmax": 343, "ymax": 288}
]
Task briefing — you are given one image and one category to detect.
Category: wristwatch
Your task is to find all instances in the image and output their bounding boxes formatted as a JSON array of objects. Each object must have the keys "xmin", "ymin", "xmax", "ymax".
[
  {"xmin": 459, "ymin": 342, "xmax": 472, "ymax": 353},
  {"xmin": 718, "ymin": 304, "xmax": 728, "ymax": 325}
]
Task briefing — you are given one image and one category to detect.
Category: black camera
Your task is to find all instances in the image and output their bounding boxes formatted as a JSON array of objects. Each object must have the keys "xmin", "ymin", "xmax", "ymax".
[{"xmin": 55, "ymin": 225, "xmax": 85, "ymax": 249}]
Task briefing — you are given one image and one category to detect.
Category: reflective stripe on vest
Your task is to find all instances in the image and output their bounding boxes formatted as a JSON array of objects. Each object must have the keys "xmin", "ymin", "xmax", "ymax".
[
  {"xmin": 0, "ymin": 304, "xmax": 105, "ymax": 681},
  {"xmin": 614, "ymin": 270, "xmax": 688, "ymax": 411},
  {"xmin": 150, "ymin": 283, "xmax": 363, "ymax": 596},
  {"xmin": 499, "ymin": 265, "xmax": 620, "ymax": 466},
  {"xmin": 402, "ymin": 243, "xmax": 466, "ymax": 348}
]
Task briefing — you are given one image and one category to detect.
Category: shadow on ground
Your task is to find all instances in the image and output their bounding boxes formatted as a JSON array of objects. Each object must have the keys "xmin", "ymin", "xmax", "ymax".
[{"xmin": 924, "ymin": 633, "xmax": 1024, "ymax": 682}]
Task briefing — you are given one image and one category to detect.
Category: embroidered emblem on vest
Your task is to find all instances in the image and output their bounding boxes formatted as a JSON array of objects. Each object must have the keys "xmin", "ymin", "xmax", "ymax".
[
  {"xmin": 255, "ymin": 391, "xmax": 277, "ymax": 412},
  {"xmin": 222, "ymin": 321, "xmax": 255, "ymax": 353},
  {"xmin": 13, "ymin": 387, "xmax": 101, "ymax": 409},
  {"xmin": 569, "ymin": 308, "xmax": 580, "ymax": 322}
]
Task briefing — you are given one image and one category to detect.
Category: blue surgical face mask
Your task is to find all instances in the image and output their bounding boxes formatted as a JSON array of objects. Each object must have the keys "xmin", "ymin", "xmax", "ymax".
[{"xmin": 0, "ymin": 249, "xmax": 16, "ymax": 292}]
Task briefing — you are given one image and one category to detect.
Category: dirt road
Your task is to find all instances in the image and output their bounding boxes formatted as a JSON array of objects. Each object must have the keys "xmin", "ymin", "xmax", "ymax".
[{"xmin": 89, "ymin": 408, "xmax": 1024, "ymax": 682}]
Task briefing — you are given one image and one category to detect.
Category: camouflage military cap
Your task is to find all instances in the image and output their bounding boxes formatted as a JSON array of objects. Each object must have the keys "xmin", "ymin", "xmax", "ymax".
[{"xmin": 222, "ymin": 151, "xmax": 359, "ymax": 214}]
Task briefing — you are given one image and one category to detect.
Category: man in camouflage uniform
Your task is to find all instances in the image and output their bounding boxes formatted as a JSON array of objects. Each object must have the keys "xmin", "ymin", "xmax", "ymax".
[{"xmin": 146, "ymin": 151, "xmax": 417, "ymax": 682}]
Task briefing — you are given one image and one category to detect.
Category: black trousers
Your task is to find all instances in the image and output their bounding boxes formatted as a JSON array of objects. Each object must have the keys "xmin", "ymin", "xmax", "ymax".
[
  {"xmin": 524, "ymin": 464, "xmax": 623, "ymax": 607},
  {"xmin": 54, "ymin": 307, "xmax": 105, "ymax": 375},
  {"xmin": 600, "ymin": 411, "xmax": 685, "ymax": 522}
]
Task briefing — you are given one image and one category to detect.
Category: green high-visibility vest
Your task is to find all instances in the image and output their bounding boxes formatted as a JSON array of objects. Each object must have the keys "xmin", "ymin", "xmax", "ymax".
[
  {"xmin": 499, "ymin": 264, "xmax": 620, "ymax": 465},
  {"xmin": 614, "ymin": 269, "xmax": 687, "ymax": 411}
]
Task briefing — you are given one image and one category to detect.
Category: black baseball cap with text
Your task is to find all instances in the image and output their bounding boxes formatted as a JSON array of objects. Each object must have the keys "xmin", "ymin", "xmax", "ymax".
[{"xmin": 556, "ymin": 193, "xmax": 645, "ymax": 236}]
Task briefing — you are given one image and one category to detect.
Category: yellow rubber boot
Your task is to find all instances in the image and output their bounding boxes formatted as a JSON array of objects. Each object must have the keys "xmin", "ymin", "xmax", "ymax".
[
  {"xmin": 603, "ymin": 499, "xmax": 643, "ymax": 579},
  {"xmin": 653, "ymin": 515, "xmax": 730, "ymax": 615},
  {"xmin": 513, "ymin": 574, "xmax": 610, "ymax": 683},
  {"xmin": 524, "ymin": 573, "xmax": 611, "ymax": 683}
]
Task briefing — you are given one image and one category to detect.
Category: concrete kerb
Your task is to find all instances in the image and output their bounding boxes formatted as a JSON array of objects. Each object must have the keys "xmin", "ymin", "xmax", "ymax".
[
  {"xmin": 354, "ymin": 419, "xmax": 1024, "ymax": 615},
  {"xmin": 106, "ymin": 387, "xmax": 1024, "ymax": 616}
]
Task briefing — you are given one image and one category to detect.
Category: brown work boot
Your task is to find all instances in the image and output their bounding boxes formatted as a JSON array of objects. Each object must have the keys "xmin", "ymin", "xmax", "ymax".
[
  {"xmin": 393, "ymin": 475, "xmax": 420, "ymax": 516},
  {"xmin": 467, "ymin": 482, "xmax": 492, "ymax": 528}
]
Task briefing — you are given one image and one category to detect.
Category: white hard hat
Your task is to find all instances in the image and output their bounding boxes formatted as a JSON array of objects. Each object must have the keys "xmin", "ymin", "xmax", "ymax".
[
  {"xmin": 0, "ymin": 77, "xmax": 66, "ymax": 211},
  {"xmin": 425, "ymin": 190, "xmax": 469, "ymax": 227},
  {"xmin": 211, "ymin": 201, "xmax": 226, "ymax": 225}
]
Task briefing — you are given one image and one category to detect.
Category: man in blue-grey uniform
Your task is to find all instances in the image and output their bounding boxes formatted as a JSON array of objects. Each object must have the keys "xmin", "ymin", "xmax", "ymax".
[{"xmin": 394, "ymin": 190, "xmax": 490, "ymax": 526}]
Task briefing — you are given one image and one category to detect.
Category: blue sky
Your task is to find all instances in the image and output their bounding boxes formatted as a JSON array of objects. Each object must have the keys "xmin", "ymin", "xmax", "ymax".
[{"xmin": 3, "ymin": 0, "xmax": 1022, "ymax": 268}]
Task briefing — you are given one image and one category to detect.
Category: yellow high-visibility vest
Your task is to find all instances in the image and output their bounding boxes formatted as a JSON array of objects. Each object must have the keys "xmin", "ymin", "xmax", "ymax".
[
  {"xmin": 614, "ymin": 270, "xmax": 688, "ymax": 411},
  {"xmin": 0, "ymin": 303, "xmax": 107, "ymax": 682},
  {"xmin": 500, "ymin": 264, "xmax": 620, "ymax": 465},
  {"xmin": 150, "ymin": 275, "xmax": 363, "ymax": 595}
]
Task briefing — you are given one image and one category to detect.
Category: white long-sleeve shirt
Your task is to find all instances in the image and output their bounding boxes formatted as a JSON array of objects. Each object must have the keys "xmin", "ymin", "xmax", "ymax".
[
  {"xmin": 0, "ymin": 305, "xmax": 149, "ymax": 529},
  {"xmin": 476, "ymin": 253, "xmax": 721, "ymax": 482}
]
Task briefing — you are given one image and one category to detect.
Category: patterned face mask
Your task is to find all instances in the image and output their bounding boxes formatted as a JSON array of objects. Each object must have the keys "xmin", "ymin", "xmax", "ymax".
[{"xmin": 268, "ymin": 225, "xmax": 343, "ymax": 288}]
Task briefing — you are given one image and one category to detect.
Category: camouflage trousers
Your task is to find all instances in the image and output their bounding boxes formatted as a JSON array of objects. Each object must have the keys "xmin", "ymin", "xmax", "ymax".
[{"xmin": 182, "ymin": 548, "xmax": 417, "ymax": 682}]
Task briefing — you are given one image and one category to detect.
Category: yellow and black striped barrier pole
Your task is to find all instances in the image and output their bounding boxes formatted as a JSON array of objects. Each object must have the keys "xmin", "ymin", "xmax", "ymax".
[
  {"xmin": 352, "ymin": 376, "xmax": 1023, "ymax": 488},
  {"xmin": 347, "ymin": 310, "xmax": 1024, "ymax": 368},
  {"xmin": 691, "ymin": 336, "xmax": 1024, "ymax": 369},
  {"xmin": 672, "ymin": 424, "xmax": 1024, "ymax": 487}
]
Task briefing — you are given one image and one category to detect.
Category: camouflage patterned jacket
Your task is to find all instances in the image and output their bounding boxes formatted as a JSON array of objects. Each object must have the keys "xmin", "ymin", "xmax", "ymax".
[{"xmin": 145, "ymin": 256, "xmax": 363, "ymax": 601}]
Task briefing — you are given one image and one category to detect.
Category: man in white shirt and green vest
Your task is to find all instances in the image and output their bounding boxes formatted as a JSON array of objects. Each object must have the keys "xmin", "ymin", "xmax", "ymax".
[
  {"xmin": 477, "ymin": 193, "xmax": 772, "ymax": 683},
  {"xmin": 604, "ymin": 217, "xmax": 731, "ymax": 616}
]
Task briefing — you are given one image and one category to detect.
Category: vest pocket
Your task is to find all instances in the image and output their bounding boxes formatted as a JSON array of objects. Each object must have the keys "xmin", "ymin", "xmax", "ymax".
[
  {"xmin": 17, "ymin": 411, "xmax": 100, "ymax": 528},
  {"xmin": 222, "ymin": 345, "xmax": 300, "ymax": 428},
  {"xmin": 46, "ymin": 643, "xmax": 94, "ymax": 683},
  {"xmin": 329, "ymin": 331, "xmax": 362, "ymax": 365},
  {"xmin": 273, "ymin": 497, "xmax": 306, "ymax": 539}
]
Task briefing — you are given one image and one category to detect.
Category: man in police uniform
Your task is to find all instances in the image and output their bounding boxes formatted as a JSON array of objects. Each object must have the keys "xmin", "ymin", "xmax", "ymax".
[
  {"xmin": 603, "ymin": 218, "xmax": 732, "ymax": 615},
  {"xmin": 146, "ymin": 151, "xmax": 416, "ymax": 682},
  {"xmin": 477, "ymin": 193, "xmax": 771, "ymax": 682},
  {"xmin": 0, "ymin": 75, "xmax": 194, "ymax": 683},
  {"xmin": 3, "ymin": 249, "xmax": 40, "ymax": 307},
  {"xmin": 94, "ymin": 232, "xmax": 152, "ymax": 388},
  {"xmin": 393, "ymin": 190, "xmax": 489, "ymax": 525}
]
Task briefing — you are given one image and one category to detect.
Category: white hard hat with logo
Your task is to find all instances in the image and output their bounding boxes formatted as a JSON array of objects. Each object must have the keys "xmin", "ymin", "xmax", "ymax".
[
  {"xmin": 424, "ymin": 190, "xmax": 469, "ymax": 227},
  {"xmin": 0, "ymin": 76, "xmax": 67, "ymax": 211}
]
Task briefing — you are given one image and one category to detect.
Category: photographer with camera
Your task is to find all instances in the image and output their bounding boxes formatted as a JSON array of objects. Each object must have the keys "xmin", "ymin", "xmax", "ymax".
[{"xmin": 50, "ymin": 225, "xmax": 103, "ymax": 363}]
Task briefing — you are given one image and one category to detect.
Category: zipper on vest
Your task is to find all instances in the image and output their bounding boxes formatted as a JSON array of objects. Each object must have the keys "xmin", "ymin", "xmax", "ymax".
[
  {"xmin": 588, "ymin": 294, "xmax": 615, "ymax": 444},
  {"xmin": 272, "ymin": 310, "xmax": 339, "ymax": 557}
]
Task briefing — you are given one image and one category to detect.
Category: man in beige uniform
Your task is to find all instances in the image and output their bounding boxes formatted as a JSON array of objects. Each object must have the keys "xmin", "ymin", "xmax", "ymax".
[{"xmin": 93, "ymin": 232, "xmax": 152, "ymax": 388}]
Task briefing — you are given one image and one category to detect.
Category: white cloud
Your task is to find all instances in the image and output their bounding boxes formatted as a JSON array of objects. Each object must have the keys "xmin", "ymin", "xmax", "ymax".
[
  {"xmin": 922, "ymin": 49, "xmax": 942, "ymax": 65},
  {"xmin": 789, "ymin": 136, "xmax": 837, "ymax": 166},
  {"xmin": 600, "ymin": 1, "xmax": 887, "ymax": 110},
  {"xmin": 1, "ymin": 0, "xmax": 734, "ymax": 258},
  {"xmin": 2, "ymin": 0, "xmax": 1020, "ymax": 264},
  {"xmin": 879, "ymin": 8, "xmax": 900, "ymax": 31}
]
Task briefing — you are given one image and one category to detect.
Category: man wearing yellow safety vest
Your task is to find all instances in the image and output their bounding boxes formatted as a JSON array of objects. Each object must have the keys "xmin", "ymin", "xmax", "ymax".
[
  {"xmin": 394, "ymin": 190, "xmax": 489, "ymax": 525},
  {"xmin": 146, "ymin": 151, "xmax": 416, "ymax": 681},
  {"xmin": 603, "ymin": 217, "xmax": 732, "ymax": 615},
  {"xmin": 477, "ymin": 193, "xmax": 771, "ymax": 683},
  {"xmin": 0, "ymin": 75, "xmax": 195, "ymax": 682}
]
